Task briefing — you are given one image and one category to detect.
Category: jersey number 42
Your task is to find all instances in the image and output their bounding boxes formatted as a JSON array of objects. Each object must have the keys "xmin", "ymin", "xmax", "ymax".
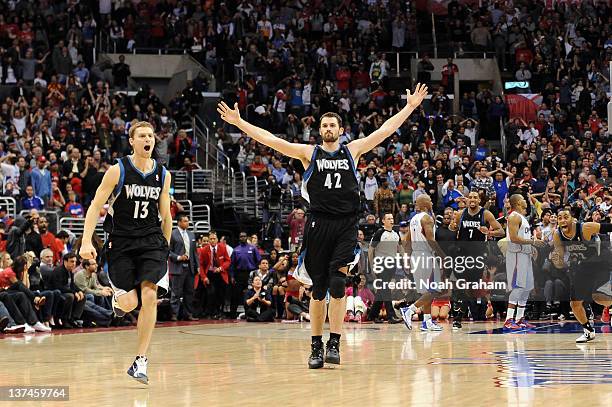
[{"xmin": 324, "ymin": 173, "xmax": 342, "ymax": 189}]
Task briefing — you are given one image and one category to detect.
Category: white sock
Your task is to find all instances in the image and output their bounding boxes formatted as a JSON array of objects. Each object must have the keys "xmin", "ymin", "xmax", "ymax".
[
  {"xmin": 505, "ymin": 308, "xmax": 515, "ymax": 321},
  {"xmin": 409, "ymin": 304, "xmax": 418, "ymax": 312},
  {"xmin": 515, "ymin": 307, "xmax": 525, "ymax": 321},
  {"xmin": 424, "ymin": 314, "xmax": 432, "ymax": 321}
]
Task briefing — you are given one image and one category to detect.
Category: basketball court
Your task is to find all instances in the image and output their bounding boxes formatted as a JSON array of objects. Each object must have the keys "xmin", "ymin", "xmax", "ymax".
[{"xmin": 1, "ymin": 320, "xmax": 610, "ymax": 406}]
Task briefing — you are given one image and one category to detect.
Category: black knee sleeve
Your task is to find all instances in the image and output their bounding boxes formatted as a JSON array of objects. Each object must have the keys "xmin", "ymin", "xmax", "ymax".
[{"xmin": 329, "ymin": 270, "xmax": 347, "ymax": 299}]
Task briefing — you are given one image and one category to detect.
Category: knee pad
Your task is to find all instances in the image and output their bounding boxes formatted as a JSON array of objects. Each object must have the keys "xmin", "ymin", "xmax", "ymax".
[{"xmin": 328, "ymin": 270, "xmax": 347, "ymax": 299}]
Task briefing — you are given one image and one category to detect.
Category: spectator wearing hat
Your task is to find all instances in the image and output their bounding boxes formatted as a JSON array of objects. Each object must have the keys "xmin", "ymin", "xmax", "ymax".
[{"xmin": 30, "ymin": 156, "xmax": 52, "ymax": 205}]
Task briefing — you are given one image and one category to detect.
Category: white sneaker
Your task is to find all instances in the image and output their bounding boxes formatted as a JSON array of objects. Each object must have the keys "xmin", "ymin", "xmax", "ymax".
[
  {"xmin": 32, "ymin": 322, "xmax": 52, "ymax": 332},
  {"xmin": 23, "ymin": 324, "xmax": 36, "ymax": 333},
  {"xmin": 421, "ymin": 319, "xmax": 443, "ymax": 332},
  {"xmin": 575, "ymin": 329, "xmax": 595, "ymax": 343},
  {"xmin": 399, "ymin": 307, "xmax": 414, "ymax": 330},
  {"xmin": 127, "ymin": 356, "xmax": 148, "ymax": 384}
]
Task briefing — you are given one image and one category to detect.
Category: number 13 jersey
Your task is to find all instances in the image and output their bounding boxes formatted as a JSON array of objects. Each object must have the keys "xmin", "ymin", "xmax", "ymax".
[
  {"xmin": 104, "ymin": 156, "xmax": 167, "ymax": 237},
  {"xmin": 302, "ymin": 144, "xmax": 360, "ymax": 216}
]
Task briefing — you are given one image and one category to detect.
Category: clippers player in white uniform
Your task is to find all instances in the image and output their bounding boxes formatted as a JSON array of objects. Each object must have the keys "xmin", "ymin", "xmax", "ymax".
[
  {"xmin": 80, "ymin": 122, "xmax": 172, "ymax": 384},
  {"xmin": 504, "ymin": 194, "xmax": 545, "ymax": 332},
  {"xmin": 400, "ymin": 194, "xmax": 446, "ymax": 331},
  {"xmin": 218, "ymin": 84, "xmax": 428, "ymax": 369}
]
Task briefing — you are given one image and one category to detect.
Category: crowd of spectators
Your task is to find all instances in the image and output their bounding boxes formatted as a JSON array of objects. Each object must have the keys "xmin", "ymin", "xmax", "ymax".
[{"xmin": 1, "ymin": 0, "xmax": 612, "ymax": 332}]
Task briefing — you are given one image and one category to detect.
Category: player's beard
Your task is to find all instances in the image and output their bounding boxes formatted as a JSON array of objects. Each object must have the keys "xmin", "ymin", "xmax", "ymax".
[{"xmin": 322, "ymin": 131, "xmax": 339, "ymax": 142}]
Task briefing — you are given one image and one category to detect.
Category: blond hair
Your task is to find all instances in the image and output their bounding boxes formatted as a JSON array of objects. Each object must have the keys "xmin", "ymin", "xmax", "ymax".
[{"xmin": 128, "ymin": 121, "xmax": 155, "ymax": 139}]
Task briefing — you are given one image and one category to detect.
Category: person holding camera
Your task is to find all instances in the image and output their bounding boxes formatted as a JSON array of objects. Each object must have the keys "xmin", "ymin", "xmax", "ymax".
[{"xmin": 244, "ymin": 276, "xmax": 274, "ymax": 322}]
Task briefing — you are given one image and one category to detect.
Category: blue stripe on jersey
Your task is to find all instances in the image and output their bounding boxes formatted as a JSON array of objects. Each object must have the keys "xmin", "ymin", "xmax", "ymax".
[
  {"xmin": 114, "ymin": 159, "xmax": 126, "ymax": 196},
  {"xmin": 127, "ymin": 155, "xmax": 158, "ymax": 179},
  {"xmin": 342, "ymin": 144, "xmax": 359, "ymax": 182},
  {"xmin": 161, "ymin": 166, "xmax": 168, "ymax": 188},
  {"xmin": 303, "ymin": 146, "xmax": 319, "ymax": 183}
]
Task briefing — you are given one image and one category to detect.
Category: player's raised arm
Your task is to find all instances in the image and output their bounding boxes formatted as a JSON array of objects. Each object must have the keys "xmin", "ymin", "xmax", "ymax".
[
  {"xmin": 158, "ymin": 171, "xmax": 173, "ymax": 245},
  {"xmin": 217, "ymin": 101, "xmax": 313, "ymax": 163},
  {"xmin": 79, "ymin": 164, "xmax": 120, "ymax": 259},
  {"xmin": 582, "ymin": 221, "xmax": 612, "ymax": 240},
  {"xmin": 348, "ymin": 83, "xmax": 428, "ymax": 159}
]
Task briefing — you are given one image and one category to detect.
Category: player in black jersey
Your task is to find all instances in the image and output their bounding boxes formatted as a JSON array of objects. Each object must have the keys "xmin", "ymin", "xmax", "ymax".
[
  {"xmin": 80, "ymin": 122, "xmax": 172, "ymax": 384},
  {"xmin": 218, "ymin": 84, "xmax": 428, "ymax": 369},
  {"xmin": 449, "ymin": 191, "xmax": 504, "ymax": 329},
  {"xmin": 551, "ymin": 210, "xmax": 612, "ymax": 343}
]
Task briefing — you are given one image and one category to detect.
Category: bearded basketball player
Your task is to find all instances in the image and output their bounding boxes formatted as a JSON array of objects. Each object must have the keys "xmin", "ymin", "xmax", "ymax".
[
  {"xmin": 80, "ymin": 122, "xmax": 172, "ymax": 384},
  {"xmin": 217, "ymin": 84, "xmax": 428, "ymax": 369},
  {"xmin": 450, "ymin": 191, "xmax": 504, "ymax": 329},
  {"xmin": 551, "ymin": 209, "xmax": 612, "ymax": 343}
]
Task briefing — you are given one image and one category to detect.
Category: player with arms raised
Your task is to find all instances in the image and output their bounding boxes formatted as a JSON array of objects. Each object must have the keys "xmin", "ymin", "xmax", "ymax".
[{"xmin": 217, "ymin": 84, "xmax": 428, "ymax": 368}]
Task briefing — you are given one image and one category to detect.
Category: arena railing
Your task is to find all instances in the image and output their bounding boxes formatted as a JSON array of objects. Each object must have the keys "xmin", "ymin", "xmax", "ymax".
[
  {"xmin": 59, "ymin": 217, "xmax": 106, "ymax": 240},
  {"xmin": 0, "ymin": 197, "xmax": 17, "ymax": 219}
]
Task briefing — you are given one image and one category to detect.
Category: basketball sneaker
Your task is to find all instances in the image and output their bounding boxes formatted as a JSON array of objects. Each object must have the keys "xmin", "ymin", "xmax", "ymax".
[
  {"xmin": 308, "ymin": 341, "xmax": 324, "ymax": 369},
  {"xmin": 503, "ymin": 319, "xmax": 521, "ymax": 332},
  {"xmin": 516, "ymin": 319, "xmax": 536, "ymax": 329},
  {"xmin": 452, "ymin": 320, "xmax": 462, "ymax": 330},
  {"xmin": 324, "ymin": 338, "xmax": 341, "ymax": 364},
  {"xmin": 112, "ymin": 294, "xmax": 126, "ymax": 318},
  {"xmin": 575, "ymin": 328, "xmax": 595, "ymax": 343},
  {"xmin": 420, "ymin": 319, "xmax": 443, "ymax": 331},
  {"xmin": 399, "ymin": 306, "xmax": 414, "ymax": 330},
  {"xmin": 127, "ymin": 356, "xmax": 148, "ymax": 384}
]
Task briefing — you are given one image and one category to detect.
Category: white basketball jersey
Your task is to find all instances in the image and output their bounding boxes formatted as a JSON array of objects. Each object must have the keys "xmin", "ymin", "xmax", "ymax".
[
  {"xmin": 506, "ymin": 212, "xmax": 532, "ymax": 253},
  {"xmin": 410, "ymin": 212, "xmax": 435, "ymax": 252}
]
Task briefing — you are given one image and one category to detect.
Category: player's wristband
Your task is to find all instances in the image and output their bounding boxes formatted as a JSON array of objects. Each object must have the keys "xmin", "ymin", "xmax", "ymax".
[{"xmin": 599, "ymin": 223, "xmax": 612, "ymax": 233}]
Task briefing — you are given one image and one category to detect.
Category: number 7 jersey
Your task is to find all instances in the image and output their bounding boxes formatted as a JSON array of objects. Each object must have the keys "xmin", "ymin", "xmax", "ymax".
[
  {"xmin": 301, "ymin": 144, "xmax": 360, "ymax": 216},
  {"xmin": 104, "ymin": 156, "xmax": 167, "ymax": 237}
]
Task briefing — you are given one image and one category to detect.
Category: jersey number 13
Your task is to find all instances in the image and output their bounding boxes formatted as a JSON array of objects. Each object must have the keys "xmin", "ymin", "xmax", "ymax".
[{"xmin": 133, "ymin": 201, "xmax": 150, "ymax": 219}]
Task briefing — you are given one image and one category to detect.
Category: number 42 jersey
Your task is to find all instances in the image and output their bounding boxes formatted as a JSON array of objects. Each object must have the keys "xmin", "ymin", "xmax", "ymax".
[
  {"xmin": 301, "ymin": 144, "xmax": 360, "ymax": 216},
  {"xmin": 104, "ymin": 156, "xmax": 168, "ymax": 237}
]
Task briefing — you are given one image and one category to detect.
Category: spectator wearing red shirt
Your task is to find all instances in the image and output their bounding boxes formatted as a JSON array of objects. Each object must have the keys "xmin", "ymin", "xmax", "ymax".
[
  {"xmin": 335, "ymin": 65, "xmax": 351, "ymax": 92},
  {"xmin": 249, "ymin": 155, "xmax": 267, "ymax": 177},
  {"xmin": 287, "ymin": 208, "xmax": 306, "ymax": 251},
  {"xmin": 441, "ymin": 58, "xmax": 459, "ymax": 90},
  {"xmin": 38, "ymin": 217, "xmax": 63, "ymax": 264},
  {"xmin": 352, "ymin": 63, "xmax": 371, "ymax": 90}
]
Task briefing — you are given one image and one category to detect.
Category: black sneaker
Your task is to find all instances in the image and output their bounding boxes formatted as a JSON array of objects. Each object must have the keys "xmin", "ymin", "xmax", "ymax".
[
  {"xmin": 308, "ymin": 341, "xmax": 324, "ymax": 369},
  {"xmin": 324, "ymin": 338, "xmax": 340, "ymax": 365},
  {"xmin": 393, "ymin": 300, "xmax": 408, "ymax": 310},
  {"xmin": 452, "ymin": 320, "xmax": 462, "ymax": 330}
]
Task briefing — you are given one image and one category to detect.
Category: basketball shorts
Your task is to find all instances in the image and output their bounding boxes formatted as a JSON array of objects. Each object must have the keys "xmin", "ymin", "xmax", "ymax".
[
  {"xmin": 506, "ymin": 251, "xmax": 534, "ymax": 291},
  {"xmin": 105, "ymin": 233, "xmax": 170, "ymax": 296},
  {"xmin": 570, "ymin": 263, "xmax": 611, "ymax": 301},
  {"xmin": 411, "ymin": 250, "xmax": 442, "ymax": 294},
  {"xmin": 293, "ymin": 213, "xmax": 360, "ymax": 290}
]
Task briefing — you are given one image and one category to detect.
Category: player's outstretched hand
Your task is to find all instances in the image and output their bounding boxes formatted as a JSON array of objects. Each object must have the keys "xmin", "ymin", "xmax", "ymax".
[
  {"xmin": 79, "ymin": 242, "xmax": 97, "ymax": 260},
  {"xmin": 406, "ymin": 83, "xmax": 428, "ymax": 109},
  {"xmin": 217, "ymin": 101, "xmax": 241, "ymax": 126}
]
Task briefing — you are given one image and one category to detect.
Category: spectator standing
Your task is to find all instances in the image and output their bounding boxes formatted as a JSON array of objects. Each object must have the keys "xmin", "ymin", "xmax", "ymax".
[
  {"xmin": 168, "ymin": 213, "xmax": 198, "ymax": 321},
  {"xmin": 229, "ymin": 232, "xmax": 262, "ymax": 319}
]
